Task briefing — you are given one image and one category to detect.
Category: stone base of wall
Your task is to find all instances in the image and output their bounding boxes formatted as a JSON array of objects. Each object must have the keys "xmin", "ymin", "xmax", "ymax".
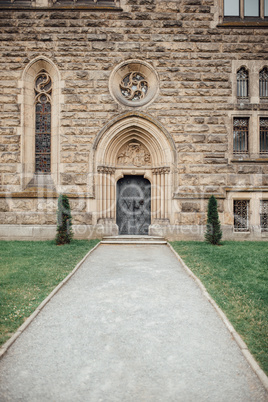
[
  {"xmin": 150, "ymin": 224, "xmax": 268, "ymax": 241},
  {"xmin": 0, "ymin": 223, "xmax": 118, "ymax": 240},
  {"xmin": 0, "ymin": 224, "xmax": 267, "ymax": 241}
]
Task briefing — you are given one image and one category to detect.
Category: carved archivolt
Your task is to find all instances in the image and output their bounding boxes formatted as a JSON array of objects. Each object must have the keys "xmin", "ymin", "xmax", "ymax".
[{"xmin": 116, "ymin": 141, "xmax": 151, "ymax": 167}]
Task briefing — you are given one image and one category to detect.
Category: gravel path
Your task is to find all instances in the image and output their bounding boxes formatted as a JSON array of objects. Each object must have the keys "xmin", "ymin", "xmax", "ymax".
[{"xmin": 0, "ymin": 244, "xmax": 267, "ymax": 402}]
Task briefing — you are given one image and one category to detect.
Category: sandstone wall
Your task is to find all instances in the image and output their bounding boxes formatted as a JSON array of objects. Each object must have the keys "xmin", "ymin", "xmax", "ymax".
[{"xmin": 0, "ymin": 0, "xmax": 267, "ymax": 239}]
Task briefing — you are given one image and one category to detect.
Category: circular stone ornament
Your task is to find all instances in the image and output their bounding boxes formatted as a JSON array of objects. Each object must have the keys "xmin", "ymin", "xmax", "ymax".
[{"xmin": 109, "ymin": 60, "xmax": 159, "ymax": 108}]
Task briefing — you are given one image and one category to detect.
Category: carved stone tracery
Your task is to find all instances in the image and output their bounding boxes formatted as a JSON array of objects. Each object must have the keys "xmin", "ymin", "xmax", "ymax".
[
  {"xmin": 117, "ymin": 141, "xmax": 151, "ymax": 167},
  {"xmin": 120, "ymin": 72, "xmax": 148, "ymax": 101}
]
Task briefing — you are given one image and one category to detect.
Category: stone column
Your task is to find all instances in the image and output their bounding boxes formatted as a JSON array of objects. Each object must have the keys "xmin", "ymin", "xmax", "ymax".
[
  {"xmin": 156, "ymin": 169, "xmax": 161, "ymax": 219},
  {"xmin": 107, "ymin": 167, "xmax": 115, "ymax": 219},
  {"xmin": 97, "ymin": 166, "xmax": 103, "ymax": 220},
  {"xmin": 110, "ymin": 170, "xmax": 116, "ymax": 219},
  {"xmin": 97, "ymin": 166, "xmax": 115, "ymax": 221},
  {"xmin": 152, "ymin": 169, "xmax": 157, "ymax": 222},
  {"xmin": 160, "ymin": 169, "xmax": 165, "ymax": 219},
  {"xmin": 152, "ymin": 167, "xmax": 170, "ymax": 221},
  {"xmin": 164, "ymin": 167, "xmax": 170, "ymax": 220}
]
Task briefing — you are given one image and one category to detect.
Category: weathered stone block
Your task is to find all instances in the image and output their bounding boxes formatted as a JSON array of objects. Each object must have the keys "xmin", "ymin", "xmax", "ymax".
[
  {"xmin": 181, "ymin": 202, "xmax": 201, "ymax": 212},
  {"xmin": 10, "ymin": 199, "xmax": 35, "ymax": 212},
  {"xmin": 0, "ymin": 200, "xmax": 9, "ymax": 212},
  {"xmin": 180, "ymin": 174, "xmax": 199, "ymax": 186},
  {"xmin": 199, "ymin": 174, "xmax": 226, "ymax": 186},
  {"xmin": 73, "ymin": 213, "xmax": 92, "ymax": 225},
  {"xmin": 180, "ymin": 153, "xmax": 203, "ymax": 164},
  {"xmin": 2, "ymin": 174, "xmax": 20, "ymax": 185},
  {"xmin": 228, "ymin": 174, "xmax": 253, "ymax": 187}
]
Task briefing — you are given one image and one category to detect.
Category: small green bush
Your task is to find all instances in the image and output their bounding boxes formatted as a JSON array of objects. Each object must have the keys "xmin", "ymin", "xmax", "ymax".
[
  {"xmin": 205, "ymin": 195, "xmax": 222, "ymax": 245},
  {"xmin": 56, "ymin": 194, "xmax": 73, "ymax": 245}
]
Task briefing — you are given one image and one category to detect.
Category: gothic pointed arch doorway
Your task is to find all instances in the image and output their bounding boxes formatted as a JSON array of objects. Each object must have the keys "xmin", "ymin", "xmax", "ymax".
[{"xmin": 92, "ymin": 113, "xmax": 177, "ymax": 234}]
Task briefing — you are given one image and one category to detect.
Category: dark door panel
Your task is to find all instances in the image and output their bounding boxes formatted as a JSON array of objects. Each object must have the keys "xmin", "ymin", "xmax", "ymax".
[{"xmin": 116, "ymin": 175, "xmax": 151, "ymax": 235}]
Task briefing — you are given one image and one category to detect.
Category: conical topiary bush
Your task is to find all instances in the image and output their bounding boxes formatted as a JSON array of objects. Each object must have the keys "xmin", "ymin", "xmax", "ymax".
[
  {"xmin": 205, "ymin": 195, "xmax": 222, "ymax": 245},
  {"xmin": 56, "ymin": 194, "xmax": 73, "ymax": 245}
]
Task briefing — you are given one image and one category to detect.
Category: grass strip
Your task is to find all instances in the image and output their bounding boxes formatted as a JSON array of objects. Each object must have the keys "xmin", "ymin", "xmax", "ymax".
[
  {"xmin": 0, "ymin": 239, "xmax": 99, "ymax": 346},
  {"xmin": 170, "ymin": 241, "xmax": 268, "ymax": 375}
]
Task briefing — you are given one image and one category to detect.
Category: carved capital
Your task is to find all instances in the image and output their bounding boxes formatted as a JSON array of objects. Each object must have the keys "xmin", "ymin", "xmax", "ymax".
[
  {"xmin": 152, "ymin": 166, "xmax": 170, "ymax": 175},
  {"xmin": 97, "ymin": 165, "xmax": 115, "ymax": 175}
]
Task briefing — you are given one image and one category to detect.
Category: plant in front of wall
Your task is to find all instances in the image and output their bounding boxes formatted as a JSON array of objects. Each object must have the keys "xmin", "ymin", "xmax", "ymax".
[
  {"xmin": 56, "ymin": 194, "xmax": 73, "ymax": 245},
  {"xmin": 205, "ymin": 195, "xmax": 222, "ymax": 245}
]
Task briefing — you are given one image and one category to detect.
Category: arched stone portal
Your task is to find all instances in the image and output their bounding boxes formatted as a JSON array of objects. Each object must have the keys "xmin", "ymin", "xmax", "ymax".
[{"xmin": 92, "ymin": 113, "xmax": 177, "ymax": 233}]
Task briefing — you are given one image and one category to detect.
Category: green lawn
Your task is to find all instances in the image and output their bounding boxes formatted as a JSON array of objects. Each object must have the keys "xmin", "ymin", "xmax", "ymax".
[
  {"xmin": 170, "ymin": 241, "xmax": 268, "ymax": 375},
  {"xmin": 0, "ymin": 240, "xmax": 99, "ymax": 346}
]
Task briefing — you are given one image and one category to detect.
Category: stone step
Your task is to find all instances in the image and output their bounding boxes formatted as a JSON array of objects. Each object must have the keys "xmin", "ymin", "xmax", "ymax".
[{"xmin": 101, "ymin": 236, "xmax": 167, "ymax": 245}]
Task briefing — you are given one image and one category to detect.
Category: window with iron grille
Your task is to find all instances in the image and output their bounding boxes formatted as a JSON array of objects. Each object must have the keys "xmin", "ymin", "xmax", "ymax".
[
  {"xmin": 259, "ymin": 67, "xmax": 268, "ymax": 98},
  {"xmin": 237, "ymin": 67, "xmax": 249, "ymax": 98},
  {"xmin": 260, "ymin": 118, "xmax": 268, "ymax": 154},
  {"xmin": 234, "ymin": 200, "xmax": 249, "ymax": 232},
  {"xmin": 233, "ymin": 117, "xmax": 249, "ymax": 154},
  {"xmin": 260, "ymin": 200, "xmax": 268, "ymax": 232},
  {"xmin": 35, "ymin": 71, "xmax": 52, "ymax": 173}
]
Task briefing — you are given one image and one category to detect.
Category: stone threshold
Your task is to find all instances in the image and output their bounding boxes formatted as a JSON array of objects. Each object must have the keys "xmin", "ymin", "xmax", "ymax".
[{"xmin": 101, "ymin": 235, "xmax": 167, "ymax": 245}]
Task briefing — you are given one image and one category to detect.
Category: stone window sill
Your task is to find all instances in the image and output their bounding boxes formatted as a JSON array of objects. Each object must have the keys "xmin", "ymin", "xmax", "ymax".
[
  {"xmin": 218, "ymin": 21, "xmax": 268, "ymax": 28},
  {"xmin": 231, "ymin": 157, "xmax": 268, "ymax": 163}
]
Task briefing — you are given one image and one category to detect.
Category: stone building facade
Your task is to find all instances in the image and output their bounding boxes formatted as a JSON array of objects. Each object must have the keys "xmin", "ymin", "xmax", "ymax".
[{"xmin": 0, "ymin": 0, "xmax": 267, "ymax": 240}]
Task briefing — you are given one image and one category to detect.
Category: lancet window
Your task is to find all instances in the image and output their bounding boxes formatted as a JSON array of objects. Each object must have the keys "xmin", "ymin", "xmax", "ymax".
[
  {"xmin": 237, "ymin": 67, "xmax": 249, "ymax": 98},
  {"xmin": 233, "ymin": 117, "xmax": 249, "ymax": 154},
  {"xmin": 260, "ymin": 118, "xmax": 268, "ymax": 153},
  {"xmin": 35, "ymin": 71, "xmax": 52, "ymax": 173},
  {"xmin": 259, "ymin": 67, "xmax": 268, "ymax": 98}
]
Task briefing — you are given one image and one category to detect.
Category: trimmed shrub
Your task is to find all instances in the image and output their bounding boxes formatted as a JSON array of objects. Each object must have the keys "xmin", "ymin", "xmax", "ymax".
[
  {"xmin": 56, "ymin": 194, "xmax": 73, "ymax": 245},
  {"xmin": 205, "ymin": 195, "xmax": 222, "ymax": 245}
]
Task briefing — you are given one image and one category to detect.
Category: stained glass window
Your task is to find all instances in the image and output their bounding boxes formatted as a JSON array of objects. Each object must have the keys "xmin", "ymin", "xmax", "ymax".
[
  {"xmin": 233, "ymin": 118, "xmax": 249, "ymax": 154},
  {"xmin": 234, "ymin": 200, "xmax": 249, "ymax": 232},
  {"xmin": 35, "ymin": 71, "xmax": 52, "ymax": 173}
]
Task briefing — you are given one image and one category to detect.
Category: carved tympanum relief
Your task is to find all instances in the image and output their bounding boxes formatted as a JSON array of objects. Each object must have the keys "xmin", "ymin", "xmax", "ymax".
[{"xmin": 116, "ymin": 141, "xmax": 151, "ymax": 167}]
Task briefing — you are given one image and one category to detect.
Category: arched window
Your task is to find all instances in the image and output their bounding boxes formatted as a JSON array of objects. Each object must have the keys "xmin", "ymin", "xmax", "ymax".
[
  {"xmin": 35, "ymin": 71, "xmax": 52, "ymax": 173},
  {"xmin": 259, "ymin": 67, "xmax": 268, "ymax": 98},
  {"xmin": 237, "ymin": 67, "xmax": 248, "ymax": 98},
  {"xmin": 21, "ymin": 56, "xmax": 60, "ymax": 189}
]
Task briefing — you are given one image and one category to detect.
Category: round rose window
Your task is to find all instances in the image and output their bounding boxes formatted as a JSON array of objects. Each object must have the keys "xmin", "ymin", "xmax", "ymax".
[{"xmin": 109, "ymin": 60, "xmax": 159, "ymax": 108}]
